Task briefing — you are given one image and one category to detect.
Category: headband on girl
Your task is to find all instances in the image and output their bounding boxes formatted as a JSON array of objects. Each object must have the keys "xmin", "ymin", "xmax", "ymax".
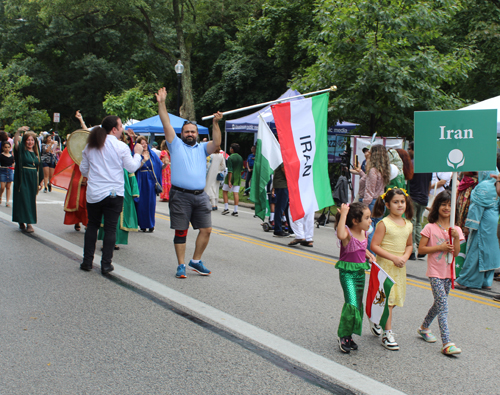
[{"xmin": 380, "ymin": 187, "xmax": 408, "ymax": 200}]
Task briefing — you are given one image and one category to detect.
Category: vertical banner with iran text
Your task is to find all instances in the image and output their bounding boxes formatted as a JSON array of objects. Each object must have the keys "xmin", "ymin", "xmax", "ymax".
[{"xmin": 271, "ymin": 93, "xmax": 333, "ymax": 220}]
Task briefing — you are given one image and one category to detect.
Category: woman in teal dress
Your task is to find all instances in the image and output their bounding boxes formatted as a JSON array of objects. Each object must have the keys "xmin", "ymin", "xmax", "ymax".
[
  {"xmin": 456, "ymin": 170, "xmax": 500, "ymax": 290},
  {"xmin": 12, "ymin": 128, "xmax": 44, "ymax": 233}
]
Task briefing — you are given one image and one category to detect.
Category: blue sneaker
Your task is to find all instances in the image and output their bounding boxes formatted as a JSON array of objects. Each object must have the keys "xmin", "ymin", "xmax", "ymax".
[
  {"xmin": 188, "ymin": 260, "xmax": 211, "ymax": 276},
  {"xmin": 176, "ymin": 264, "xmax": 186, "ymax": 278}
]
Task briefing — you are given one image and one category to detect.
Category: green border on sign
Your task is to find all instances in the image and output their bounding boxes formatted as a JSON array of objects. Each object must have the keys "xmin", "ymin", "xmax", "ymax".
[{"xmin": 414, "ymin": 109, "xmax": 497, "ymax": 173}]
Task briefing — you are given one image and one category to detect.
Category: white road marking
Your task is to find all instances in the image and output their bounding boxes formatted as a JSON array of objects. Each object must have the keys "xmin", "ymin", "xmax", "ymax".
[{"xmin": 0, "ymin": 210, "xmax": 404, "ymax": 395}]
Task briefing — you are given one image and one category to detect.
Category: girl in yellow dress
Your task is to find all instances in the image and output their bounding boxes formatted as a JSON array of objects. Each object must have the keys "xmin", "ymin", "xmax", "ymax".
[{"xmin": 370, "ymin": 188, "xmax": 413, "ymax": 351}]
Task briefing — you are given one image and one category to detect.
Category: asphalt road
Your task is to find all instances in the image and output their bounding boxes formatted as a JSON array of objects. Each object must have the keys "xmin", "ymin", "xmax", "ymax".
[{"xmin": 1, "ymin": 187, "xmax": 499, "ymax": 395}]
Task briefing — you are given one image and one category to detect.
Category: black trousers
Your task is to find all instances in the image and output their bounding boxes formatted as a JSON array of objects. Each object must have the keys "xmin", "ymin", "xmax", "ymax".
[
  {"xmin": 244, "ymin": 168, "xmax": 253, "ymax": 191},
  {"xmin": 83, "ymin": 196, "xmax": 124, "ymax": 269}
]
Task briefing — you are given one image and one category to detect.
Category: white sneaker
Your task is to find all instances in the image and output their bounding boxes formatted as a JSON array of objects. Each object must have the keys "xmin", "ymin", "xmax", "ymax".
[
  {"xmin": 370, "ymin": 322, "xmax": 382, "ymax": 337},
  {"xmin": 382, "ymin": 331, "xmax": 400, "ymax": 351}
]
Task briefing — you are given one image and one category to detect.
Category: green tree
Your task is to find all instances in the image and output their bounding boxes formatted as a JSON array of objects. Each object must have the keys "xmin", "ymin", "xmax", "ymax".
[
  {"xmin": 293, "ymin": 0, "xmax": 474, "ymax": 137},
  {"xmin": 448, "ymin": 0, "xmax": 500, "ymax": 102},
  {"xmin": 0, "ymin": 1, "xmax": 168, "ymax": 131},
  {"xmin": 103, "ymin": 87, "xmax": 157, "ymax": 122},
  {"xmin": 0, "ymin": 63, "xmax": 50, "ymax": 131},
  {"xmin": 199, "ymin": 0, "xmax": 317, "ymax": 115},
  {"xmin": 6, "ymin": 0, "xmax": 263, "ymax": 122}
]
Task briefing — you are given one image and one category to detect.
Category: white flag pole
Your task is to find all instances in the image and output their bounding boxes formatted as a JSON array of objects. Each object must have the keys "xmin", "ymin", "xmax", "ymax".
[
  {"xmin": 201, "ymin": 86, "xmax": 337, "ymax": 121},
  {"xmin": 447, "ymin": 172, "xmax": 458, "ymax": 264}
]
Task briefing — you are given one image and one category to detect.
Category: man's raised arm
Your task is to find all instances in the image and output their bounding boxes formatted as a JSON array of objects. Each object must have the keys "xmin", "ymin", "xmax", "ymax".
[
  {"xmin": 206, "ymin": 111, "xmax": 223, "ymax": 155},
  {"xmin": 155, "ymin": 87, "xmax": 176, "ymax": 143}
]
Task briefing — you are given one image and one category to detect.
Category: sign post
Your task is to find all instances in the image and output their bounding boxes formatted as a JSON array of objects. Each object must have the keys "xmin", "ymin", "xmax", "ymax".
[
  {"xmin": 414, "ymin": 109, "xmax": 497, "ymax": 269},
  {"xmin": 53, "ymin": 112, "xmax": 60, "ymax": 133}
]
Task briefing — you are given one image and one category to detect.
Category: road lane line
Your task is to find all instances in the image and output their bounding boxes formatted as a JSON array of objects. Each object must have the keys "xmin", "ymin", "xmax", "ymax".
[
  {"xmin": 0, "ymin": 211, "xmax": 404, "ymax": 395},
  {"xmin": 155, "ymin": 212, "xmax": 500, "ymax": 308}
]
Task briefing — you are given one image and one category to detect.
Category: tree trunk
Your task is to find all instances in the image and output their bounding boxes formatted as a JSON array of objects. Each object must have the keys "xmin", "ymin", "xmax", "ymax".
[
  {"xmin": 178, "ymin": 51, "xmax": 195, "ymax": 121},
  {"xmin": 173, "ymin": 0, "xmax": 195, "ymax": 121}
]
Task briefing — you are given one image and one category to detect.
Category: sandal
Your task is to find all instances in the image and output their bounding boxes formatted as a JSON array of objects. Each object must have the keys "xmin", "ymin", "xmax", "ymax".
[
  {"xmin": 454, "ymin": 283, "xmax": 468, "ymax": 290},
  {"xmin": 19, "ymin": 223, "xmax": 26, "ymax": 230},
  {"xmin": 300, "ymin": 240, "xmax": 314, "ymax": 247},
  {"xmin": 442, "ymin": 343, "xmax": 461, "ymax": 355},
  {"xmin": 25, "ymin": 225, "xmax": 34, "ymax": 233},
  {"xmin": 482, "ymin": 286, "xmax": 492, "ymax": 290},
  {"xmin": 288, "ymin": 239, "xmax": 305, "ymax": 246},
  {"xmin": 74, "ymin": 224, "xmax": 81, "ymax": 231}
]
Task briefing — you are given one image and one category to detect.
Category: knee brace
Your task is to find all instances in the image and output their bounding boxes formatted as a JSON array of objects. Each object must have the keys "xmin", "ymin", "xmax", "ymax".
[{"xmin": 174, "ymin": 229, "xmax": 188, "ymax": 244}]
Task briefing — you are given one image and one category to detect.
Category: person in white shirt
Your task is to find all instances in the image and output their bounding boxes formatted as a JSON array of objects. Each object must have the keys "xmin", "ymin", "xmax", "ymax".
[
  {"xmin": 429, "ymin": 172, "xmax": 452, "ymax": 196},
  {"xmin": 151, "ymin": 141, "xmax": 161, "ymax": 157},
  {"xmin": 79, "ymin": 116, "xmax": 143, "ymax": 274}
]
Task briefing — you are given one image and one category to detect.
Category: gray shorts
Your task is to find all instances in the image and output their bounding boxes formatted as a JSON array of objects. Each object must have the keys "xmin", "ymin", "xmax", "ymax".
[{"xmin": 169, "ymin": 188, "xmax": 212, "ymax": 230}]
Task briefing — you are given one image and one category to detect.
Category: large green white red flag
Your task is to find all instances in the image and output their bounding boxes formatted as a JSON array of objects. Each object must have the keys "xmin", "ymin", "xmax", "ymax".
[
  {"xmin": 249, "ymin": 115, "xmax": 283, "ymax": 221},
  {"xmin": 366, "ymin": 262, "xmax": 395, "ymax": 328},
  {"xmin": 271, "ymin": 93, "xmax": 333, "ymax": 220}
]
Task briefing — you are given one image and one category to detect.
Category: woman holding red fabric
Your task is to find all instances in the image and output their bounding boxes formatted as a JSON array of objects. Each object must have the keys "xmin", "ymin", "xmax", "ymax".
[
  {"xmin": 159, "ymin": 140, "xmax": 171, "ymax": 202},
  {"xmin": 50, "ymin": 111, "xmax": 89, "ymax": 231}
]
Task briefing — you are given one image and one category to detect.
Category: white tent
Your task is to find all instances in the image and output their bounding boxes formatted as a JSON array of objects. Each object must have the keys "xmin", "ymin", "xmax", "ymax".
[{"xmin": 459, "ymin": 96, "xmax": 500, "ymax": 135}]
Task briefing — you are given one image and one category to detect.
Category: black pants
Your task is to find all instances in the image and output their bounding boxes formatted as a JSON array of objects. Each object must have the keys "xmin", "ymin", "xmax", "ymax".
[
  {"xmin": 244, "ymin": 168, "xmax": 253, "ymax": 192},
  {"xmin": 83, "ymin": 196, "xmax": 124, "ymax": 269}
]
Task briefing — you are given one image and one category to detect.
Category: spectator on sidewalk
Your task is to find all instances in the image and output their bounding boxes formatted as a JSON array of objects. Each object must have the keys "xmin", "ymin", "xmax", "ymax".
[
  {"xmin": 221, "ymin": 143, "xmax": 243, "ymax": 217},
  {"xmin": 272, "ymin": 163, "xmax": 289, "ymax": 237},
  {"xmin": 244, "ymin": 145, "xmax": 256, "ymax": 196},
  {"xmin": 205, "ymin": 145, "xmax": 226, "ymax": 210},
  {"xmin": 361, "ymin": 147, "xmax": 369, "ymax": 173}
]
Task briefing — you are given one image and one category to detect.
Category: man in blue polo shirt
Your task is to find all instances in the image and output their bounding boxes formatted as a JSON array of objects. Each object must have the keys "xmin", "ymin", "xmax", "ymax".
[{"xmin": 156, "ymin": 87, "xmax": 222, "ymax": 279}]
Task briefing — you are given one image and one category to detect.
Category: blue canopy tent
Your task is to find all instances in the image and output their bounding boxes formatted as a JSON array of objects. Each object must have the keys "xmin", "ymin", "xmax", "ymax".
[
  {"xmin": 125, "ymin": 114, "xmax": 209, "ymax": 135},
  {"xmin": 225, "ymin": 89, "xmax": 302, "ymax": 134}
]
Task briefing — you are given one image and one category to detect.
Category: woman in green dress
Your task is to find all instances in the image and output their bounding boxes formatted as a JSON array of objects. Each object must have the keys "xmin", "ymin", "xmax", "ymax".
[{"xmin": 12, "ymin": 127, "xmax": 44, "ymax": 233}]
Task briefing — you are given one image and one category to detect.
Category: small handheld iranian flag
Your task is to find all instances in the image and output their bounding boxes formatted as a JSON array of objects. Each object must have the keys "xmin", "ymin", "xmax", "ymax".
[
  {"xmin": 366, "ymin": 262, "xmax": 395, "ymax": 328},
  {"xmin": 271, "ymin": 93, "xmax": 333, "ymax": 221}
]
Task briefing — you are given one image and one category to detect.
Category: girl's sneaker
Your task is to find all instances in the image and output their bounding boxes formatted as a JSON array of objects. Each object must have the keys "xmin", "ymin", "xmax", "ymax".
[
  {"xmin": 417, "ymin": 328, "xmax": 437, "ymax": 343},
  {"xmin": 338, "ymin": 337, "xmax": 351, "ymax": 354},
  {"xmin": 382, "ymin": 331, "xmax": 400, "ymax": 351},
  {"xmin": 370, "ymin": 322, "xmax": 382, "ymax": 337},
  {"xmin": 442, "ymin": 343, "xmax": 461, "ymax": 355},
  {"xmin": 348, "ymin": 336, "xmax": 358, "ymax": 350}
]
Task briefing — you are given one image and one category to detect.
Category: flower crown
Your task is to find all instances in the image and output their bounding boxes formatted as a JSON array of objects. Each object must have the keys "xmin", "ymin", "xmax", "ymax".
[{"xmin": 380, "ymin": 187, "xmax": 408, "ymax": 200}]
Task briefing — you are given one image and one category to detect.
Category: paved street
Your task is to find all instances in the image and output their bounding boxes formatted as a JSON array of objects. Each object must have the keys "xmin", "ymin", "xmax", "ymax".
[{"xmin": 1, "ymin": 187, "xmax": 499, "ymax": 395}]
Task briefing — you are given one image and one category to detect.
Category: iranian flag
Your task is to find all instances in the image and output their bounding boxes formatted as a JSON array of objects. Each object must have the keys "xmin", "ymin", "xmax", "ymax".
[
  {"xmin": 249, "ymin": 115, "xmax": 283, "ymax": 221},
  {"xmin": 271, "ymin": 93, "xmax": 333, "ymax": 221},
  {"xmin": 366, "ymin": 262, "xmax": 395, "ymax": 328}
]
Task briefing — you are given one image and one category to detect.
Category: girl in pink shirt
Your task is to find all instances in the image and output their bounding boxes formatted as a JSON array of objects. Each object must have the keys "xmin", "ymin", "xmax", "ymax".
[{"xmin": 418, "ymin": 191, "xmax": 464, "ymax": 355}]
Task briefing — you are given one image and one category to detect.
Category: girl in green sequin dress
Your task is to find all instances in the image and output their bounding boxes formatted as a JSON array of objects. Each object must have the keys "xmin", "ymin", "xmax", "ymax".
[{"xmin": 335, "ymin": 202, "xmax": 375, "ymax": 354}]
